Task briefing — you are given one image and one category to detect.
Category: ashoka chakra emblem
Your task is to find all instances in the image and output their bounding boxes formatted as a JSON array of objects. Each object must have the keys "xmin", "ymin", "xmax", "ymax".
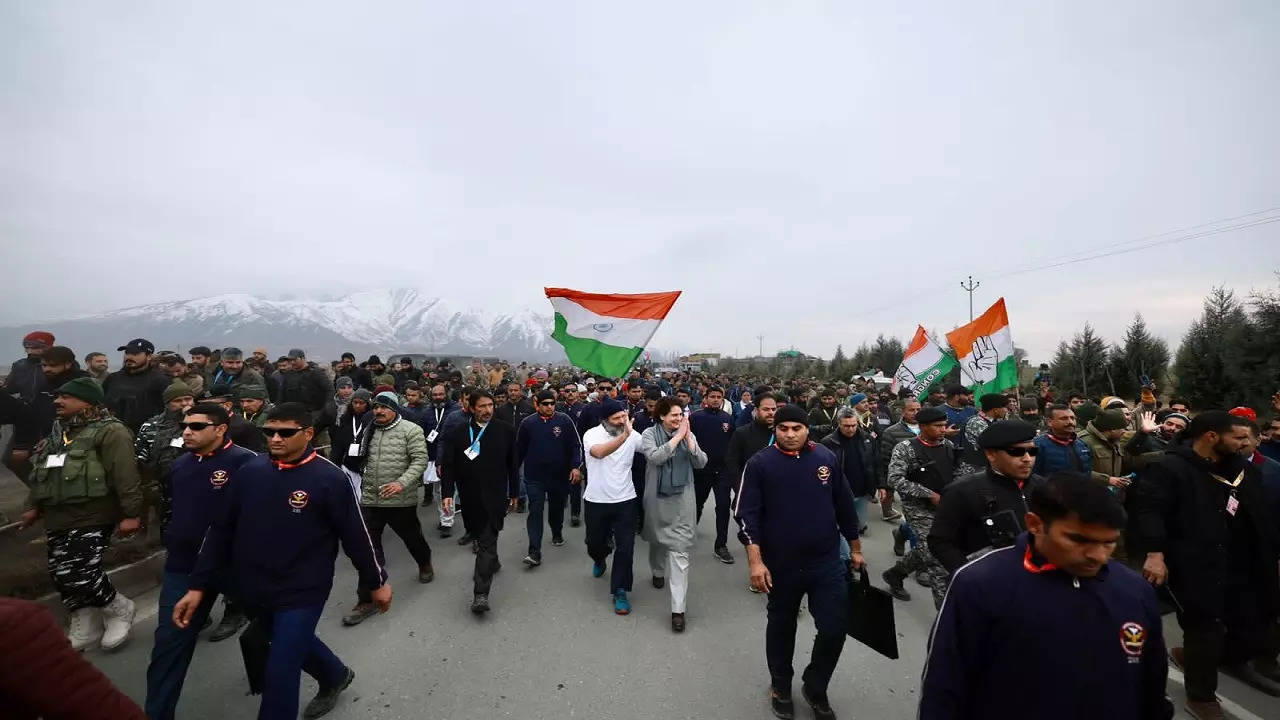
[{"xmin": 592, "ymin": 323, "xmax": 614, "ymax": 333}]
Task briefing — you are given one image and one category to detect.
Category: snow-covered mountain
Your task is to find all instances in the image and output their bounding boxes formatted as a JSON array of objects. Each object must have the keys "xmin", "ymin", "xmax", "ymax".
[{"xmin": 0, "ymin": 289, "xmax": 564, "ymax": 363}]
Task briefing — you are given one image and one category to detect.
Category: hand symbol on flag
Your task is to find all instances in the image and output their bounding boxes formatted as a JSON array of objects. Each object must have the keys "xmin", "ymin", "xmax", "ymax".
[
  {"xmin": 893, "ymin": 365, "xmax": 918, "ymax": 392},
  {"xmin": 966, "ymin": 335, "xmax": 998, "ymax": 378}
]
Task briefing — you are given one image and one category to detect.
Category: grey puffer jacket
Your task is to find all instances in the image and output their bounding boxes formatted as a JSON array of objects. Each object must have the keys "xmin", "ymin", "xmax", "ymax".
[{"xmin": 359, "ymin": 416, "xmax": 429, "ymax": 507}]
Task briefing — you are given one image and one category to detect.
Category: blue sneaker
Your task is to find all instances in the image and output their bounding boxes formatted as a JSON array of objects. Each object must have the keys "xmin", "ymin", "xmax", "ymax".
[
  {"xmin": 592, "ymin": 562, "xmax": 607, "ymax": 578},
  {"xmin": 613, "ymin": 590, "xmax": 631, "ymax": 615}
]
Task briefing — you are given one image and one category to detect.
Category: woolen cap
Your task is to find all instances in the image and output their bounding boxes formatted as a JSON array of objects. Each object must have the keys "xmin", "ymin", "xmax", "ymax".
[
  {"xmin": 774, "ymin": 404, "xmax": 810, "ymax": 427},
  {"xmin": 849, "ymin": 393, "xmax": 868, "ymax": 405},
  {"xmin": 56, "ymin": 377, "xmax": 105, "ymax": 406},
  {"xmin": 203, "ymin": 383, "xmax": 233, "ymax": 401},
  {"xmin": 23, "ymin": 331, "xmax": 55, "ymax": 348},
  {"xmin": 600, "ymin": 398, "xmax": 628, "ymax": 419},
  {"xmin": 1020, "ymin": 397, "xmax": 1039, "ymax": 412},
  {"xmin": 373, "ymin": 391, "xmax": 400, "ymax": 411},
  {"xmin": 235, "ymin": 383, "xmax": 269, "ymax": 400},
  {"xmin": 916, "ymin": 407, "xmax": 948, "ymax": 424},
  {"xmin": 1093, "ymin": 409, "xmax": 1129, "ymax": 432},
  {"xmin": 335, "ymin": 376, "xmax": 354, "ymax": 389},
  {"xmin": 1074, "ymin": 401, "xmax": 1101, "ymax": 426},
  {"xmin": 979, "ymin": 393, "xmax": 1007, "ymax": 412},
  {"xmin": 978, "ymin": 420, "xmax": 1037, "ymax": 449},
  {"xmin": 163, "ymin": 381, "xmax": 194, "ymax": 403}
]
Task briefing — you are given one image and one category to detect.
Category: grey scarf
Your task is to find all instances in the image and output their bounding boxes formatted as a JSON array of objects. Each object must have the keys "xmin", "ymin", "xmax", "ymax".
[{"xmin": 653, "ymin": 423, "xmax": 694, "ymax": 497}]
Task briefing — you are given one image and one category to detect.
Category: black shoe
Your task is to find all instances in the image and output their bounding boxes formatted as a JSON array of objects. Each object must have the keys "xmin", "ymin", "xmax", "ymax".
[
  {"xmin": 570, "ymin": 514, "xmax": 581, "ymax": 527},
  {"xmin": 770, "ymin": 688, "xmax": 795, "ymax": 720},
  {"xmin": 801, "ymin": 684, "xmax": 836, "ymax": 720},
  {"xmin": 421, "ymin": 487, "xmax": 434, "ymax": 506},
  {"xmin": 208, "ymin": 611, "xmax": 247, "ymax": 642},
  {"xmin": 470, "ymin": 593, "xmax": 490, "ymax": 614},
  {"xmin": 516, "ymin": 498, "xmax": 527, "ymax": 513},
  {"xmin": 418, "ymin": 564, "xmax": 434, "ymax": 583},
  {"xmin": 302, "ymin": 666, "xmax": 354, "ymax": 719},
  {"xmin": 652, "ymin": 576, "xmax": 665, "ymax": 589},
  {"xmin": 714, "ymin": 546, "xmax": 735, "ymax": 564},
  {"xmin": 892, "ymin": 527, "xmax": 906, "ymax": 557},
  {"xmin": 551, "ymin": 534, "xmax": 565, "ymax": 547},
  {"xmin": 456, "ymin": 532, "xmax": 473, "ymax": 546},
  {"xmin": 341, "ymin": 603, "xmax": 378, "ymax": 627},
  {"xmin": 439, "ymin": 526, "xmax": 452, "ymax": 539},
  {"xmin": 671, "ymin": 613, "xmax": 685, "ymax": 633},
  {"xmin": 471, "ymin": 540, "xmax": 479, "ymax": 554},
  {"xmin": 882, "ymin": 568, "xmax": 911, "ymax": 602},
  {"xmin": 523, "ymin": 551, "xmax": 542, "ymax": 567}
]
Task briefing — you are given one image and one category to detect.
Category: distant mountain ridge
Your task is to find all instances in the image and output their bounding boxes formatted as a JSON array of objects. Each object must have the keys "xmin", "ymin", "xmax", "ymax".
[{"xmin": 0, "ymin": 289, "xmax": 567, "ymax": 363}]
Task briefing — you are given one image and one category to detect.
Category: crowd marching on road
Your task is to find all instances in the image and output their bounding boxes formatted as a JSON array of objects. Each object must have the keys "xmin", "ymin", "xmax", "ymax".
[{"xmin": 3, "ymin": 330, "xmax": 1280, "ymax": 720}]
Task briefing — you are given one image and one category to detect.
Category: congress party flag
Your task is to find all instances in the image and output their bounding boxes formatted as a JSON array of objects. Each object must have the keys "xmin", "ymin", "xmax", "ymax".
[
  {"xmin": 946, "ymin": 298, "xmax": 1018, "ymax": 395},
  {"xmin": 545, "ymin": 288, "xmax": 681, "ymax": 378},
  {"xmin": 890, "ymin": 326, "xmax": 958, "ymax": 400}
]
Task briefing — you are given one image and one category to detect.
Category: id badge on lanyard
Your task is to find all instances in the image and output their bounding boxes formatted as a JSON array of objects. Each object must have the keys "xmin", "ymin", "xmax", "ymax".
[
  {"xmin": 45, "ymin": 454, "xmax": 67, "ymax": 468},
  {"xmin": 465, "ymin": 423, "xmax": 487, "ymax": 461}
]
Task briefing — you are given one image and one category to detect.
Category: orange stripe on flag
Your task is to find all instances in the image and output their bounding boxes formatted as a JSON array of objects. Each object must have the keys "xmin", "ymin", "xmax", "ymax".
[
  {"xmin": 945, "ymin": 298, "xmax": 1009, "ymax": 358},
  {"xmin": 544, "ymin": 288, "xmax": 682, "ymax": 321},
  {"xmin": 904, "ymin": 325, "xmax": 931, "ymax": 356}
]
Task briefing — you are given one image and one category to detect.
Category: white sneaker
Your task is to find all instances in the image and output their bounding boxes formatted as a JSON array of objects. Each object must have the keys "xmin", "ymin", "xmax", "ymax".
[
  {"xmin": 67, "ymin": 607, "xmax": 102, "ymax": 652},
  {"xmin": 100, "ymin": 593, "xmax": 136, "ymax": 651}
]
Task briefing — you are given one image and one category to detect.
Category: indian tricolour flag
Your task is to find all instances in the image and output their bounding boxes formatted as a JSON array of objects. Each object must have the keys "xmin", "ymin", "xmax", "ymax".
[
  {"xmin": 545, "ymin": 288, "xmax": 681, "ymax": 378},
  {"xmin": 890, "ymin": 325, "xmax": 958, "ymax": 400},
  {"xmin": 945, "ymin": 297, "xmax": 1018, "ymax": 395}
]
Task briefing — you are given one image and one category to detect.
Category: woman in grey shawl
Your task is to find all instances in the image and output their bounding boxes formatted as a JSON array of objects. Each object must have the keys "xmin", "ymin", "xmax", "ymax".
[{"xmin": 641, "ymin": 396, "xmax": 708, "ymax": 632}]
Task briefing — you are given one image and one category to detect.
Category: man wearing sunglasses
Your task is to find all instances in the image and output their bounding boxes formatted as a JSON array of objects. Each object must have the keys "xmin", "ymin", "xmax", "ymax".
[
  {"xmin": 145, "ymin": 402, "xmax": 258, "ymax": 720},
  {"xmin": 516, "ymin": 389, "xmax": 583, "ymax": 568},
  {"xmin": 929, "ymin": 420, "xmax": 1046, "ymax": 576},
  {"xmin": 174, "ymin": 403, "xmax": 391, "ymax": 720}
]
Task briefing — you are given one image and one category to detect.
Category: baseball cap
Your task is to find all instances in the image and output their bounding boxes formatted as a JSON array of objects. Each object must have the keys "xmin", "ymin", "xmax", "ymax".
[{"xmin": 117, "ymin": 338, "xmax": 156, "ymax": 354}]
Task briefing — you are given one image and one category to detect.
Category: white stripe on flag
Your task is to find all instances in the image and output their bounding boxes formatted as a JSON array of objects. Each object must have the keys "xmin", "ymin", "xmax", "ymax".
[{"xmin": 549, "ymin": 297, "xmax": 661, "ymax": 349}]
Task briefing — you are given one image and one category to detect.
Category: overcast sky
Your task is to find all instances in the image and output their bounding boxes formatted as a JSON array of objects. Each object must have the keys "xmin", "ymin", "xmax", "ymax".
[{"xmin": 2, "ymin": 2, "xmax": 1277, "ymax": 362}]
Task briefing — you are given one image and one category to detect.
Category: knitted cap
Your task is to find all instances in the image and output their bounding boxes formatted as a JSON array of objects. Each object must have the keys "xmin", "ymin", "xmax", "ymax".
[{"xmin": 56, "ymin": 377, "xmax": 104, "ymax": 406}]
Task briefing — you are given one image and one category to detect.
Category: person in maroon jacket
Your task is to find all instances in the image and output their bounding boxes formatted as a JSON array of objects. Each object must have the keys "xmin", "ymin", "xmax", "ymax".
[{"xmin": 0, "ymin": 597, "xmax": 146, "ymax": 720}]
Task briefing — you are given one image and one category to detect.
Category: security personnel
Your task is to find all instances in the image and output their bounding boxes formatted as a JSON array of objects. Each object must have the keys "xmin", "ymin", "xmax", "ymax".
[
  {"xmin": 882, "ymin": 406, "xmax": 958, "ymax": 606},
  {"xmin": 955, "ymin": 393, "xmax": 1009, "ymax": 476},
  {"xmin": 688, "ymin": 385, "xmax": 737, "ymax": 563},
  {"xmin": 135, "ymin": 382, "xmax": 196, "ymax": 532},
  {"xmin": 236, "ymin": 383, "xmax": 273, "ymax": 427},
  {"xmin": 144, "ymin": 402, "xmax": 258, "ymax": 720},
  {"xmin": 516, "ymin": 389, "xmax": 583, "ymax": 568},
  {"xmin": 20, "ymin": 377, "xmax": 145, "ymax": 652},
  {"xmin": 734, "ymin": 404, "xmax": 863, "ymax": 720},
  {"xmin": 929, "ymin": 420, "xmax": 1046, "ymax": 575},
  {"xmin": 920, "ymin": 472, "xmax": 1173, "ymax": 720},
  {"xmin": 202, "ymin": 383, "xmax": 266, "ymax": 453},
  {"xmin": 173, "ymin": 402, "xmax": 392, "ymax": 720}
]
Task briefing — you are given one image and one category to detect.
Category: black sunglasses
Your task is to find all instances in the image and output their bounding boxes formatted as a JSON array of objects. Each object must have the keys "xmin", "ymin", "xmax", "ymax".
[
  {"xmin": 260, "ymin": 427, "xmax": 307, "ymax": 438},
  {"xmin": 1000, "ymin": 447, "xmax": 1039, "ymax": 457},
  {"xmin": 179, "ymin": 421, "xmax": 216, "ymax": 431},
  {"xmin": 538, "ymin": 400, "xmax": 556, "ymax": 406}
]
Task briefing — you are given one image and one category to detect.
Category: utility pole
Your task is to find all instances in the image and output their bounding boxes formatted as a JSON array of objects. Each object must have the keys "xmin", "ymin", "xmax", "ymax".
[
  {"xmin": 960, "ymin": 275, "xmax": 981, "ymax": 321},
  {"xmin": 756, "ymin": 335, "xmax": 764, "ymax": 357}
]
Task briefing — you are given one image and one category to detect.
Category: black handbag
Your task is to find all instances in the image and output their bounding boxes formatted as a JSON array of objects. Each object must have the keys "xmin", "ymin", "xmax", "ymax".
[{"xmin": 846, "ymin": 567, "xmax": 899, "ymax": 660}]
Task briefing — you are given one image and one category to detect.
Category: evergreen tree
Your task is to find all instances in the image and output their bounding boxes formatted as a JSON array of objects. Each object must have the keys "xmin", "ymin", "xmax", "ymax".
[
  {"xmin": 869, "ymin": 335, "xmax": 905, "ymax": 374},
  {"xmin": 1050, "ymin": 325, "xmax": 1110, "ymax": 398},
  {"xmin": 1107, "ymin": 313, "xmax": 1170, "ymax": 401},
  {"xmin": 828, "ymin": 344, "xmax": 849, "ymax": 380},
  {"xmin": 1173, "ymin": 286, "xmax": 1250, "ymax": 408}
]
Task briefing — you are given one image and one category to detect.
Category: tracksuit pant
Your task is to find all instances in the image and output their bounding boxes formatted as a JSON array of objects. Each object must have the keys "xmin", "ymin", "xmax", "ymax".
[
  {"xmin": 525, "ymin": 473, "xmax": 569, "ymax": 553},
  {"xmin": 584, "ymin": 499, "xmax": 636, "ymax": 594},
  {"xmin": 765, "ymin": 556, "xmax": 848, "ymax": 696},
  {"xmin": 248, "ymin": 604, "xmax": 348, "ymax": 720},
  {"xmin": 693, "ymin": 467, "xmax": 732, "ymax": 549},
  {"xmin": 145, "ymin": 572, "xmax": 220, "ymax": 720}
]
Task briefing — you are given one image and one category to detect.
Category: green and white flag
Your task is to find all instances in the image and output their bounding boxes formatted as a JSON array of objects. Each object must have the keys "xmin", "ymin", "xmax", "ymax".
[
  {"xmin": 891, "ymin": 325, "xmax": 958, "ymax": 400},
  {"xmin": 544, "ymin": 287, "xmax": 681, "ymax": 378}
]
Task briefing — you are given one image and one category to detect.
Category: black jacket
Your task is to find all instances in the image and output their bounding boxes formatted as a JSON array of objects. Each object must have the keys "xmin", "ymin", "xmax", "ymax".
[
  {"xmin": 277, "ymin": 365, "xmax": 330, "ymax": 413},
  {"xmin": 103, "ymin": 367, "xmax": 170, "ymax": 432},
  {"xmin": 440, "ymin": 419, "xmax": 519, "ymax": 531},
  {"xmin": 725, "ymin": 421, "xmax": 774, "ymax": 487},
  {"xmin": 335, "ymin": 367, "xmax": 373, "ymax": 391},
  {"xmin": 929, "ymin": 469, "xmax": 1046, "ymax": 574},
  {"xmin": 228, "ymin": 414, "xmax": 265, "ymax": 453},
  {"xmin": 494, "ymin": 399, "xmax": 535, "ymax": 430},
  {"xmin": 1132, "ymin": 444, "xmax": 1280, "ymax": 622},
  {"xmin": 5, "ymin": 356, "xmax": 46, "ymax": 403},
  {"xmin": 819, "ymin": 428, "xmax": 881, "ymax": 497}
]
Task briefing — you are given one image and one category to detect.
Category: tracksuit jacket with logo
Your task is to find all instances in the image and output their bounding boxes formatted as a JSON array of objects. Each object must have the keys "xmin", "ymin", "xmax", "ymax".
[{"xmin": 164, "ymin": 441, "xmax": 257, "ymax": 575}]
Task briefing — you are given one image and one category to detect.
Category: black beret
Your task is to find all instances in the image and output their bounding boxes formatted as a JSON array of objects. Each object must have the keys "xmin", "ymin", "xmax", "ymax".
[
  {"xmin": 979, "ymin": 393, "xmax": 1007, "ymax": 412},
  {"xmin": 978, "ymin": 420, "xmax": 1038, "ymax": 449},
  {"xmin": 774, "ymin": 404, "xmax": 810, "ymax": 427},
  {"xmin": 916, "ymin": 407, "xmax": 948, "ymax": 424},
  {"xmin": 944, "ymin": 384, "xmax": 969, "ymax": 397}
]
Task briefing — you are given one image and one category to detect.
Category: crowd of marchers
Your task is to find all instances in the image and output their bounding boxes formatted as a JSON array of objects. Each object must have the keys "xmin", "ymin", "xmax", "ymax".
[{"xmin": 2, "ymin": 329, "xmax": 1280, "ymax": 720}]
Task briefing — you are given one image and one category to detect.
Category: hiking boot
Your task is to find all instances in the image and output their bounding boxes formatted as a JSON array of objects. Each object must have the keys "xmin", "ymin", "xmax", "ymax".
[
  {"xmin": 802, "ymin": 684, "xmax": 836, "ymax": 720},
  {"xmin": 613, "ymin": 590, "xmax": 631, "ymax": 615},
  {"xmin": 67, "ymin": 607, "xmax": 102, "ymax": 652},
  {"xmin": 100, "ymin": 593, "xmax": 136, "ymax": 651},
  {"xmin": 1184, "ymin": 699, "xmax": 1226, "ymax": 720},
  {"xmin": 671, "ymin": 613, "xmax": 686, "ymax": 632},
  {"xmin": 882, "ymin": 567, "xmax": 911, "ymax": 602},
  {"xmin": 714, "ymin": 546, "xmax": 735, "ymax": 564},
  {"xmin": 551, "ymin": 533, "xmax": 565, "ymax": 547},
  {"xmin": 470, "ymin": 593, "xmax": 490, "ymax": 614},
  {"xmin": 770, "ymin": 687, "xmax": 795, "ymax": 720},
  {"xmin": 881, "ymin": 506, "xmax": 903, "ymax": 522},
  {"xmin": 523, "ymin": 551, "xmax": 542, "ymax": 567},
  {"xmin": 418, "ymin": 564, "xmax": 435, "ymax": 583},
  {"xmin": 914, "ymin": 571, "xmax": 929, "ymax": 587},
  {"xmin": 208, "ymin": 609, "xmax": 247, "ymax": 642},
  {"xmin": 302, "ymin": 666, "xmax": 354, "ymax": 719},
  {"xmin": 570, "ymin": 514, "xmax": 581, "ymax": 527},
  {"xmin": 892, "ymin": 527, "xmax": 906, "ymax": 557},
  {"xmin": 456, "ymin": 532, "xmax": 473, "ymax": 546},
  {"xmin": 341, "ymin": 603, "xmax": 377, "ymax": 627}
]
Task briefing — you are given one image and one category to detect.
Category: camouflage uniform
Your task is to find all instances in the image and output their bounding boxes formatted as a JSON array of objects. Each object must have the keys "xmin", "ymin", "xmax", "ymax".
[
  {"xmin": 886, "ymin": 438, "xmax": 958, "ymax": 608},
  {"xmin": 47, "ymin": 527, "xmax": 116, "ymax": 610},
  {"xmin": 134, "ymin": 409, "xmax": 186, "ymax": 532},
  {"xmin": 956, "ymin": 413, "xmax": 992, "ymax": 477}
]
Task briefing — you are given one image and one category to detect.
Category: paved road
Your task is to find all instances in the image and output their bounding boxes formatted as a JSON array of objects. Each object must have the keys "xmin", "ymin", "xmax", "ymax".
[{"xmin": 78, "ymin": 502, "xmax": 1278, "ymax": 720}]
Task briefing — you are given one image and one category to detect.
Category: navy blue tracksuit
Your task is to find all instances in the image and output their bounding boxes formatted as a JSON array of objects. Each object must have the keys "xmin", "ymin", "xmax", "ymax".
[
  {"xmin": 920, "ymin": 534, "xmax": 1171, "ymax": 719},
  {"xmin": 689, "ymin": 407, "xmax": 736, "ymax": 548},
  {"xmin": 735, "ymin": 442, "xmax": 859, "ymax": 695},
  {"xmin": 145, "ymin": 441, "xmax": 257, "ymax": 720},
  {"xmin": 190, "ymin": 449, "xmax": 386, "ymax": 720},
  {"xmin": 516, "ymin": 412, "xmax": 583, "ymax": 552}
]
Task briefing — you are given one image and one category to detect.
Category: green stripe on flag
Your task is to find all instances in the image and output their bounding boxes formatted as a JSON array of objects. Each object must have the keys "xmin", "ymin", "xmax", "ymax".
[
  {"xmin": 968, "ymin": 355, "xmax": 1019, "ymax": 396},
  {"xmin": 551, "ymin": 313, "xmax": 644, "ymax": 378}
]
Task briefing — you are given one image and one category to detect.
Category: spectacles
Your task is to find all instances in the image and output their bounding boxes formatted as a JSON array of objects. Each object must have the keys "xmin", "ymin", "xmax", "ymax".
[
  {"xmin": 179, "ymin": 421, "xmax": 216, "ymax": 431},
  {"xmin": 1000, "ymin": 447, "xmax": 1039, "ymax": 458},
  {"xmin": 260, "ymin": 427, "xmax": 306, "ymax": 438},
  {"xmin": 538, "ymin": 400, "xmax": 556, "ymax": 406}
]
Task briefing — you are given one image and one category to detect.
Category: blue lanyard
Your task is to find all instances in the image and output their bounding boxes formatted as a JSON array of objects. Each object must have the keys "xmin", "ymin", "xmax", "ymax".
[
  {"xmin": 468, "ymin": 423, "xmax": 489, "ymax": 446},
  {"xmin": 768, "ymin": 432, "xmax": 774, "ymax": 446}
]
